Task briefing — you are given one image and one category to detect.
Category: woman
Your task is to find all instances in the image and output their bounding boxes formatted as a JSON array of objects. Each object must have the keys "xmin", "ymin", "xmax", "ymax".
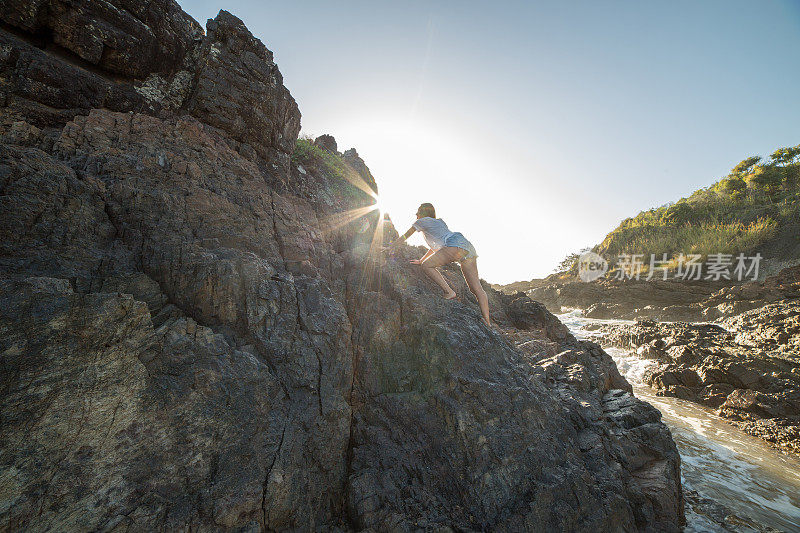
[{"xmin": 391, "ymin": 203, "xmax": 491, "ymax": 327}]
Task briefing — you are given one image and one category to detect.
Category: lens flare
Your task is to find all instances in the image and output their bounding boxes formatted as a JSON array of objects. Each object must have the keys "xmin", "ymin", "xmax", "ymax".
[{"xmin": 372, "ymin": 196, "xmax": 384, "ymax": 214}]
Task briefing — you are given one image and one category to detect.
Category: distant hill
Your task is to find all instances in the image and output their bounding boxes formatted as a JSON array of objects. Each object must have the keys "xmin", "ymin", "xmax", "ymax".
[
  {"xmin": 594, "ymin": 144, "xmax": 800, "ymax": 276},
  {"xmin": 501, "ymin": 144, "xmax": 800, "ymax": 291}
]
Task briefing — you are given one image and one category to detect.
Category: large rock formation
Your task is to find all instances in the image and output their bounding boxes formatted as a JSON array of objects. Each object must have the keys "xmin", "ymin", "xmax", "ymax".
[{"xmin": 0, "ymin": 1, "xmax": 684, "ymax": 530}]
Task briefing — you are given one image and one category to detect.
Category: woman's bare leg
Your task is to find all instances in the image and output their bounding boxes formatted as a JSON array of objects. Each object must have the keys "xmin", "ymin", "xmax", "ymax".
[
  {"xmin": 420, "ymin": 247, "xmax": 465, "ymax": 298},
  {"xmin": 460, "ymin": 258, "xmax": 491, "ymax": 327}
]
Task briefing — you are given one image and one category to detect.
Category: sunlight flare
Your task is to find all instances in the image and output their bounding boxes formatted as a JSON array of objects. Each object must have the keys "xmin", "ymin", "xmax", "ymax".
[{"xmin": 319, "ymin": 205, "xmax": 378, "ymax": 234}]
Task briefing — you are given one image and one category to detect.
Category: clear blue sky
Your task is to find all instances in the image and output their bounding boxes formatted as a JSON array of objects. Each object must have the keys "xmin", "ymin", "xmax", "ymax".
[{"xmin": 181, "ymin": 0, "xmax": 800, "ymax": 283}]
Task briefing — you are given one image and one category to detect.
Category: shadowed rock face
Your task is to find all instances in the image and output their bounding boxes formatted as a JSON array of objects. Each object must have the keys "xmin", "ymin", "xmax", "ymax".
[
  {"xmin": 185, "ymin": 10, "xmax": 300, "ymax": 172},
  {"xmin": 0, "ymin": 1, "xmax": 683, "ymax": 531},
  {"xmin": 2, "ymin": 0, "xmax": 201, "ymax": 78},
  {"xmin": 0, "ymin": 0, "xmax": 201, "ymax": 126},
  {"xmin": 0, "ymin": 2, "xmax": 299, "ymax": 174}
]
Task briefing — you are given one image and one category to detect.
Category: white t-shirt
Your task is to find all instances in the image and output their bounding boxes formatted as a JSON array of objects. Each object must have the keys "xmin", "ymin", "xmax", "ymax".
[{"xmin": 412, "ymin": 217, "xmax": 454, "ymax": 250}]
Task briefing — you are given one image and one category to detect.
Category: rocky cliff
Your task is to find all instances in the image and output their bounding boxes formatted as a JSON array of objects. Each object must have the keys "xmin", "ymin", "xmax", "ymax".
[{"xmin": 0, "ymin": 1, "xmax": 683, "ymax": 531}]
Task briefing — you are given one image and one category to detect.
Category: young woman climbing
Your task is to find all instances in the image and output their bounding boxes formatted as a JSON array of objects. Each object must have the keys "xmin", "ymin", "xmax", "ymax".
[{"xmin": 390, "ymin": 202, "xmax": 491, "ymax": 327}]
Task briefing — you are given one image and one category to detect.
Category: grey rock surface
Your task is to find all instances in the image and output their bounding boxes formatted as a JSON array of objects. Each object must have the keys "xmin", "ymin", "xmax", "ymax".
[{"xmin": 0, "ymin": 1, "xmax": 684, "ymax": 530}]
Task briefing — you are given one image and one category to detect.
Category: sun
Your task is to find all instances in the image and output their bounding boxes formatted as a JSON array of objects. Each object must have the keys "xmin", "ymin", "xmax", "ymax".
[{"xmin": 371, "ymin": 195, "xmax": 385, "ymax": 214}]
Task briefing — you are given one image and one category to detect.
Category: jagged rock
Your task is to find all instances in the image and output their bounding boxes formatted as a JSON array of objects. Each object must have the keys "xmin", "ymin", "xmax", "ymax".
[
  {"xmin": 341, "ymin": 147, "xmax": 378, "ymax": 193},
  {"xmin": 186, "ymin": 10, "xmax": 300, "ymax": 172},
  {"xmin": 521, "ymin": 278, "xmax": 728, "ymax": 320},
  {"xmin": 314, "ymin": 134, "xmax": 337, "ymax": 152},
  {"xmin": 0, "ymin": 277, "xmax": 288, "ymax": 531},
  {"xmin": 0, "ymin": 1, "xmax": 685, "ymax": 530},
  {"xmin": 0, "ymin": 0, "xmax": 203, "ymax": 128},
  {"xmin": 0, "ymin": 142, "xmax": 117, "ymax": 278},
  {"xmin": 1, "ymin": 0, "xmax": 201, "ymax": 78},
  {"xmin": 0, "ymin": 29, "xmax": 151, "ymax": 127},
  {"xmin": 724, "ymin": 300, "xmax": 800, "ymax": 357},
  {"xmin": 0, "ymin": 4, "xmax": 299, "ymax": 177}
]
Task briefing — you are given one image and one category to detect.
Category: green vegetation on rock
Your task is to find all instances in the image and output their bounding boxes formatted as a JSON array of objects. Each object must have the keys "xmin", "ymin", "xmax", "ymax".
[{"xmin": 292, "ymin": 137, "xmax": 350, "ymax": 178}]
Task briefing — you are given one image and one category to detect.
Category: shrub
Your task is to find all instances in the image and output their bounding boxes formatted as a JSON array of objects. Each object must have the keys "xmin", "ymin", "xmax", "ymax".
[{"xmin": 592, "ymin": 143, "xmax": 799, "ymax": 269}]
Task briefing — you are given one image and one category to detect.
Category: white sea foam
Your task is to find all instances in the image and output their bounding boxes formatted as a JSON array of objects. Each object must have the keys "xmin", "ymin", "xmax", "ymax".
[{"xmin": 559, "ymin": 311, "xmax": 800, "ymax": 532}]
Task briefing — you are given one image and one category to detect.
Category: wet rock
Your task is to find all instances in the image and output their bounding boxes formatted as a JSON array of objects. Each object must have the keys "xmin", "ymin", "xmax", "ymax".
[
  {"xmin": 584, "ymin": 301, "xmax": 615, "ymax": 319},
  {"xmin": 589, "ymin": 308, "xmax": 800, "ymax": 454},
  {"xmin": 700, "ymin": 383, "xmax": 737, "ymax": 408},
  {"xmin": 684, "ymin": 490, "xmax": 783, "ymax": 533},
  {"xmin": 720, "ymin": 389, "xmax": 779, "ymax": 420},
  {"xmin": 668, "ymin": 344, "xmax": 698, "ymax": 366}
]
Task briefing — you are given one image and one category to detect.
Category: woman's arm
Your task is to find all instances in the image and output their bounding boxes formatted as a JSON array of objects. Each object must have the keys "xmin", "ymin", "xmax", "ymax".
[{"xmin": 389, "ymin": 226, "xmax": 416, "ymax": 248}]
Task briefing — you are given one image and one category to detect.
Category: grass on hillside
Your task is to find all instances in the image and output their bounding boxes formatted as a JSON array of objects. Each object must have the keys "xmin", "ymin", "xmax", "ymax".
[
  {"xmin": 559, "ymin": 144, "xmax": 800, "ymax": 273},
  {"xmin": 600, "ymin": 216, "xmax": 781, "ymax": 258}
]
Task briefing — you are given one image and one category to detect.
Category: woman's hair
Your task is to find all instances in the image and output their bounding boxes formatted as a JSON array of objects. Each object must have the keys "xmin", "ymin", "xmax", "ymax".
[{"xmin": 417, "ymin": 202, "xmax": 436, "ymax": 218}]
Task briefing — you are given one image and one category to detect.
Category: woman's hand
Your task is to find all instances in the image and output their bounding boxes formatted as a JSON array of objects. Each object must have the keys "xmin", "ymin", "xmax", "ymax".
[{"xmin": 411, "ymin": 248, "xmax": 434, "ymax": 265}]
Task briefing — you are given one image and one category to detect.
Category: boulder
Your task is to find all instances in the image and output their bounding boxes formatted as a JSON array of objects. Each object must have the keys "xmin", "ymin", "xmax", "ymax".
[{"xmin": 314, "ymin": 133, "xmax": 338, "ymax": 152}]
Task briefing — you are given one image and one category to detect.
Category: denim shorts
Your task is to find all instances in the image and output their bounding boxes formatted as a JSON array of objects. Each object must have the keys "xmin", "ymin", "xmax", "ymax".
[{"xmin": 444, "ymin": 232, "xmax": 478, "ymax": 261}]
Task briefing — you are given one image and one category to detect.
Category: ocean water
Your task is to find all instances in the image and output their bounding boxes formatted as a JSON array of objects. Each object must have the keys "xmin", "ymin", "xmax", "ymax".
[{"xmin": 558, "ymin": 310, "xmax": 800, "ymax": 532}]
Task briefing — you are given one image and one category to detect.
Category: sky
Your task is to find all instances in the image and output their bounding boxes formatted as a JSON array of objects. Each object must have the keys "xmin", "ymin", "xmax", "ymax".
[{"xmin": 181, "ymin": 0, "xmax": 800, "ymax": 284}]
